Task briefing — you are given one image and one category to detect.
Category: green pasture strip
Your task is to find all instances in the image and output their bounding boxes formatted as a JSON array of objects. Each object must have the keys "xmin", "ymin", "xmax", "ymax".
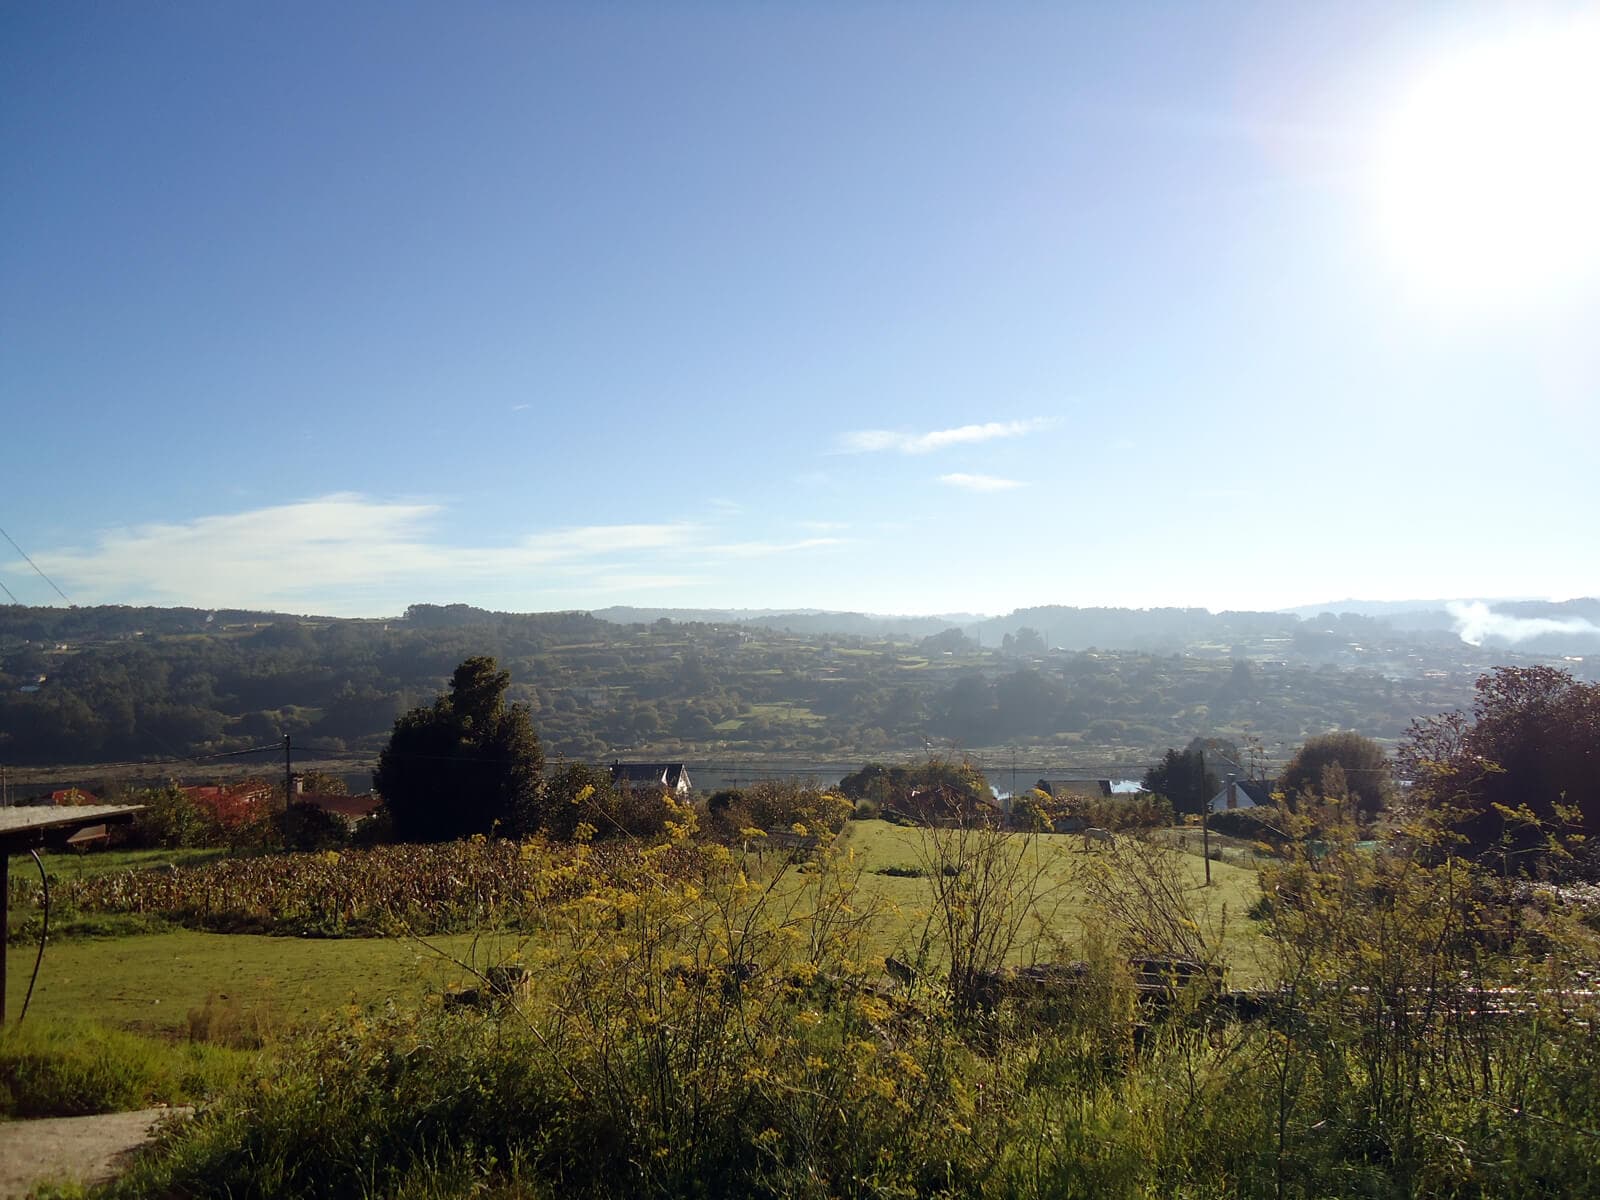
[
  {"xmin": 835, "ymin": 820, "xmax": 1268, "ymax": 984},
  {"xmin": 9, "ymin": 847, "xmax": 230, "ymax": 884},
  {"xmin": 0, "ymin": 1018, "xmax": 253, "ymax": 1118},
  {"xmin": 745, "ymin": 703, "xmax": 824, "ymax": 723},
  {"xmin": 4, "ymin": 930, "xmax": 526, "ymax": 1036}
]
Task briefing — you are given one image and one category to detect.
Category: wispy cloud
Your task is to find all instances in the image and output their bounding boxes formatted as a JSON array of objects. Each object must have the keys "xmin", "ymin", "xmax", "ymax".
[
  {"xmin": 837, "ymin": 418, "xmax": 1053, "ymax": 455},
  {"xmin": 21, "ymin": 494, "xmax": 704, "ymax": 615},
  {"xmin": 702, "ymin": 537, "xmax": 849, "ymax": 559},
  {"xmin": 938, "ymin": 473, "xmax": 1026, "ymax": 493}
]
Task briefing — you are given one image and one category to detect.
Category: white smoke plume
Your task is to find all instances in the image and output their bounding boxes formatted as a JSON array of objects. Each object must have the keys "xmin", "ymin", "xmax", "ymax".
[{"xmin": 1447, "ymin": 600, "xmax": 1600, "ymax": 646}]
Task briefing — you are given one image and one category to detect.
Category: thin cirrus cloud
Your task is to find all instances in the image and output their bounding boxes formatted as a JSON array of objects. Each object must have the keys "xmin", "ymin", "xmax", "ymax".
[
  {"xmin": 835, "ymin": 418, "xmax": 1054, "ymax": 455},
  {"xmin": 701, "ymin": 536, "xmax": 850, "ymax": 559},
  {"xmin": 15, "ymin": 494, "xmax": 735, "ymax": 615},
  {"xmin": 939, "ymin": 473, "xmax": 1026, "ymax": 493}
]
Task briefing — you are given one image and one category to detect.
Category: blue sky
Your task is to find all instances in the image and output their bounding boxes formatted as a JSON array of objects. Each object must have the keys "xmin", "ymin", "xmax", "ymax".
[{"xmin": 4, "ymin": 3, "xmax": 1597, "ymax": 618}]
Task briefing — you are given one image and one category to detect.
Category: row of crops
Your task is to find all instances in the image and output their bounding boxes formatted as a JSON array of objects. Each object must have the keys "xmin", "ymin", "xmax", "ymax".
[{"xmin": 22, "ymin": 838, "xmax": 706, "ymax": 937}]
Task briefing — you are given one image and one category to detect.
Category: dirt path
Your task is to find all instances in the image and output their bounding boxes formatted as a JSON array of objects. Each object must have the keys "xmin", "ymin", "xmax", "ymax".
[{"xmin": 0, "ymin": 1107, "xmax": 189, "ymax": 1198}]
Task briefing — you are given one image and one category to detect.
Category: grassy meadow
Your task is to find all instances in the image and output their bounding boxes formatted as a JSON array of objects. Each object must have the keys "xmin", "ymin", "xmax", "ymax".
[
  {"xmin": 8, "ymin": 821, "xmax": 1263, "ymax": 1033},
  {"xmin": 840, "ymin": 819, "xmax": 1267, "ymax": 977},
  {"xmin": 4, "ymin": 817, "xmax": 1597, "ymax": 1198}
]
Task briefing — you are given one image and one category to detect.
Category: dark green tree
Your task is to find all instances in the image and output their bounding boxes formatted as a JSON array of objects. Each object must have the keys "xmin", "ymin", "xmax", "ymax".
[
  {"xmin": 918, "ymin": 627, "xmax": 976, "ymax": 656},
  {"xmin": 1001, "ymin": 626, "xmax": 1046, "ymax": 656},
  {"xmin": 839, "ymin": 758, "xmax": 991, "ymax": 821},
  {"xmin": 372, "ymin": 656, "xmax": 545, "ymax": 841},
  {"xmin": 1142, "ymin": 746, "xmax": 1219, "ymax": 816},
  {"xmin": 1281, "ymin": 731, "xmax": 1392, "ymax": 820},
  {"xmin": 1400, "ymin": 666, "xmax": 1600, "ymax": 876}
]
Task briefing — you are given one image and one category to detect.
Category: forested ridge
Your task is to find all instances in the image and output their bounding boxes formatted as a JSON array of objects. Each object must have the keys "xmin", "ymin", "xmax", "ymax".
[{"xmin": 0, "ymin": 601, "xmax": 1582, "ymax": 770}]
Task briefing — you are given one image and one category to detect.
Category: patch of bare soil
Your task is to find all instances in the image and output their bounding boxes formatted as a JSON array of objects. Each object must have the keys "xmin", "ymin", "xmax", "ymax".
[{"xmin": 0, "ymin": 1107, "xmax": 189, "ymax": 1199}]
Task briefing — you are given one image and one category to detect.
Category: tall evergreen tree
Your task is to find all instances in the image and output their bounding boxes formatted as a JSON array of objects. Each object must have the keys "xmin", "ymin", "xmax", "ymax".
[
  {"xmin": 1142, "ymin": 746, "xmax": 1219, "ymax": 815},
  {"xmin": 373, "ymin": 656, "xmax": 544, "ymax": 841}
]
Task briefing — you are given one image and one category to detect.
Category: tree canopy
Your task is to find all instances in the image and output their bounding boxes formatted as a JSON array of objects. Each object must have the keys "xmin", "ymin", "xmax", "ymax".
[
  {"xmin": 1399, "ymin": 666, "xmax": 1600, "ymax": 877},
  {"xmin": 372, "ymin": 656, "xmax": 545, "ymax": 841},
  {"xmin": 1142, "ymin": 745, "xmax": 1219, "ymax": 815},
  {"xmin": 1281, "ymin": 731, "xmax": 1393, "ymax": 820},
  {"xmin": 838, "ymin": 758, "xmax": 992, "ymax": 821}
]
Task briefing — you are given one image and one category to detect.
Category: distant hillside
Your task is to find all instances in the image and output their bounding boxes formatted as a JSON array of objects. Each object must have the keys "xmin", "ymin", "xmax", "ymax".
[
  {"xmin": 3, "ymin": 600, "xmax": 1591, "ymax": 775},
  {"xmin": 1281, "ymin": 597, "xmax": 1600, "ymax": 654},
  {"xmin": 966, "ymin": 606, "xmax": 1303, "ymax": 652},
  {"xmin": 1280, "ymin": 598, "xmax": 1488, "ymax": 620},
  {"xmin": 591, "ymin": 607, "xmax": 982, "ymax": 640},
  {"xmin": 596, "ymin": 599, "xmax": 1600, "ymax": 657}
]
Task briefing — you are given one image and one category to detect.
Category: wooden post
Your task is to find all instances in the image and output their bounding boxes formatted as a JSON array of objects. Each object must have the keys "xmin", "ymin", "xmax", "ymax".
[
  {"xmin": 1200, "ymin": 751, "xmax": 1211, "ymax": 887},
  {"xmin": 1, "ymin": 850, "xmax": 9, "ymax": 1023}
]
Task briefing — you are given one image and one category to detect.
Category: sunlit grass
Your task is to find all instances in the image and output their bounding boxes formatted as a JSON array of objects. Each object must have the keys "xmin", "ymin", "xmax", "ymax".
[
  {"xmin": 837, "ymin": 819, "xmax": 1267, "ymax": 983},
  {"xmin": 3, "ymin": 929, "xmax": 522, "ymax": 1036}
]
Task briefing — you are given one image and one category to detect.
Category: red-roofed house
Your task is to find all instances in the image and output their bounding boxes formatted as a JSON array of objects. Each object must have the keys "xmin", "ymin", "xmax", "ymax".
[
  {"xmin": 180, "ymin": 780, "xmax": 274, "ymax": 832},
  {"xmin": 295, "ymin": 792, "xmax": 382, "ymax": 826}
]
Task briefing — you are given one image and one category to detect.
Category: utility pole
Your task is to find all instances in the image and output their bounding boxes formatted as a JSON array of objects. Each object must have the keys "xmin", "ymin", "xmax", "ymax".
[
  {"xmin": 1200, "ymin": 750, "xmax": 1211, "ymax": 886},
  {"xmin": 283, "ymin": 734, "xmax": 293, "ymax": 813}
]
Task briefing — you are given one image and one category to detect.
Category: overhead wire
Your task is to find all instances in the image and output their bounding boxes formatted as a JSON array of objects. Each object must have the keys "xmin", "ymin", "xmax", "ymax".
[
  {"xmin": 0, "ymin": 525, "xmax": 71, "ymax": 603},
  {"xmin": 3, "ymin": 742, "xmax": 288, "ymax": 781}
]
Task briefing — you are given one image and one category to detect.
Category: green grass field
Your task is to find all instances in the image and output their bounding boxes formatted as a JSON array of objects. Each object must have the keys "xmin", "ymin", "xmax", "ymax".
[
  {"xmin": 9, "ymin": 847, "xmax": 228, "ymax": 884},
  {"xmin": 4, "ymin": 821, "xmax": 1268, "ymax": 1038},
  {"xmin": 837, "ymin": 819, "xmax": 1268, "ymax": 983},
  {"xmin": 4, "ymin": 929, "xmax": 524, "ymax": 1036}
]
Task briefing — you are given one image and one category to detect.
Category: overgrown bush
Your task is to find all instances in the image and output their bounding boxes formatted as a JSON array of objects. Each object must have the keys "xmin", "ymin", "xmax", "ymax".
[
  {"xmin": 1072, "ymin": 791, "xmax": 1174, "ymax": 833},
  {"xmin": 113, "ymin": 826, "xmax": 1006, "ymax": 1198},
  {"xmin": 701, "ymin": 779, "xmax": 853, "ymax": 842},
  {"xmin": 125, "ymin": 785, "xmax": 221, "ymax": 849},
  {"xmin": 1207, "ymin": 806, "xmax": 1279, "ymax": 841},
  {"xmin": 0, "ymin": 1020, "xmax": 248, "ymax": 1118},
  {"xmin": 275, "ymin": 800, "xmax": 349, "ymax": 851},
  {"xmin": 543, "ymin": 761, "xmax": 682, "ymax": 841},
  {"xmin": 90, "ymin": 820, "xmax": 1600, "ymax": 1199}
]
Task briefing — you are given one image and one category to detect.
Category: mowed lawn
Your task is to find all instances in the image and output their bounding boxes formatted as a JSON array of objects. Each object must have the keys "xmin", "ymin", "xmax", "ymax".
[{"xmin": 3, "ymin": 929, "xmax": 522, "ymax": 1035}]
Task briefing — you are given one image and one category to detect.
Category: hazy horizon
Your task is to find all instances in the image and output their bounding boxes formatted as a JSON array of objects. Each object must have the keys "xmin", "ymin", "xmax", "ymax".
[{"xmin": 5, "ymin": 592, "xmax": 1597, "ymax": 626}]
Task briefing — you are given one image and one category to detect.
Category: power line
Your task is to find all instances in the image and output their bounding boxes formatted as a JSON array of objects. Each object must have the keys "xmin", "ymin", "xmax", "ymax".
[
  {"xmin": 0, "ymin": 576, "xmax": 18, "ymax": 604},
  {"xmin": 0, "ymin": 525, "xmax": 71, "ymax": 603},
  {"xmin": 3, "ymin": 742, "xmax": 288, "ymax": 780}
]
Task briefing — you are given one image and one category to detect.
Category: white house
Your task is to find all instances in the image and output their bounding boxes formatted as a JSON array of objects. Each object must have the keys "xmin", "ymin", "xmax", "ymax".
[
  {"xmin": 1207, "ymin": 778, "xmax": 1273, "ymax": 813},
  {"xmin": 610, "ymin": 762, "xmax": 694, "ymax": 796}
]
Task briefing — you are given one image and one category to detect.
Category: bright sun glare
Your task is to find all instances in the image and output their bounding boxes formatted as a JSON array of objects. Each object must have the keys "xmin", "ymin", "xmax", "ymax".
[{"xmin": 1375, "ymin": 17, "xmax": 1600, "ymax": 307}]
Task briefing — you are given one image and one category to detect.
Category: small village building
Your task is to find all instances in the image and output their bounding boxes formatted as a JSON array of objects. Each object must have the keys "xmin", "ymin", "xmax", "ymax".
[
  {"xmin": 610, "ymin": 762, "xmax": 694, "ymax": 795},
  {"xmin": 1207, "ymin": 778, "xmax": 1273, "ymax": 813},
  {"xmin": 296, "ymin": 791, "xmax": 383, "ymax": 826},
  {"xmin": 1037, "ymin": 779, "xmax": 1150, "ymax": 801}
]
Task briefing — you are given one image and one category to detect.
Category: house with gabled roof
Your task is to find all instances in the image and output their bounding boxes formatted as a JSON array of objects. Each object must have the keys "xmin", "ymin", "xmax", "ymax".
[
  {"xmin": 1037, "ymin": 779, "xmax": 1149, "ymax": 801},
  {"xmin": 609, "ymin": 762, "xmax": 693, "ymax": 796},
  {"xmin": 1207, "ymin": 778, "xmax": 1274, "ymax": 813},
  {"xmin": 296, "ymin": 791, "xmax": 383, "ymax": 825}
]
